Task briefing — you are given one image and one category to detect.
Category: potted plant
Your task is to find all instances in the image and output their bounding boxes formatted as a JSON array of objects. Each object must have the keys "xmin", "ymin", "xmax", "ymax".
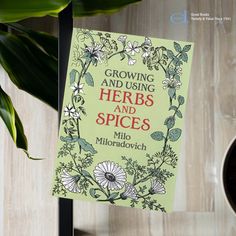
[{"xmin": 0, "ymin": 0, "xmax": 141, "ymax": 159}]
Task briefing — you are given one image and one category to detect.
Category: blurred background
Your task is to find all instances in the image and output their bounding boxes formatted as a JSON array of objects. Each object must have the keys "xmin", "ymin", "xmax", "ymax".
[{"xmin": 0, "ymin": 0, "xmax": 236, "ymax": 235}]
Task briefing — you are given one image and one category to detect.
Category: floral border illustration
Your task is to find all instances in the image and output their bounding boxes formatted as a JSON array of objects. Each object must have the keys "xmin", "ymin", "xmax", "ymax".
[{"xmin": 52, "ymin": 29, "xmax": 192, "ymax": 212}]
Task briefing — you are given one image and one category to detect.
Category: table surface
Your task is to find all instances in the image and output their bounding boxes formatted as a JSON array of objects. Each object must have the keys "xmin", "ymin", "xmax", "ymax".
[{"xmin": 1, "ymin": 0, "xmax": 236, "ymax": 235}]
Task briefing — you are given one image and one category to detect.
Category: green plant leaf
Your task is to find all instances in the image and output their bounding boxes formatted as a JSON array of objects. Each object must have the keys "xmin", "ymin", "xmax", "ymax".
[
  {"xmin": 182, "ymin": 44, "xmax": 191, "ymax": 52},
  {"xmin": 173, "ymin": 57, "xmax": 181, "ymax": 66},
  {"xmin": 168, "ymin": 88, "xmax": 176, "ymax": 99},
  {"xmin": 0, "ymin": 0, "xmax": 141, "ymax": 23},
  {"xmin": 178, "ymin": 95, "xmax": 185, "ymax": 105},
  {"xmin": 7, "ymin": 23, "xmax": 58, "ymax": 59},
  {"xmin": 60, "ymin": 135, "xmax": 79, "ymax": 142},
  {"xmin": 166, "ymin": 49, "xmax": 174, "ymax": 59},
  {"xmin": 89, "ymin": 188, "xmax": 100, "ymax": 198},
  {"xmin": 84, "ymin": 72, "xmax": 94, "ymax": 86},
  {"xmin": 164, "ymin": 116, "xmax": 175, "ymax": 129},
  {"xmin": 0, "ymin": 0, "xmax": 69, "ymax": 23},
  {"xmin": 180, "ymin": 52, "xmax": 188, "ymax": 62},
  {"xmin": 150, "ymin": 131, "xmax": 164, "ymax": 141},
  {"xmin": 78, "ymin": 138, "xmax": 97, "ymax": 154},
  {"xmin": 108, "ymin": 192, "xmax": 119, "ymax": 200},
  {"xmin": 0, "ymin": 30, "xmax": 58, "ymax": 110},
  {"xmin": 174, "ymin": 74, "xmax": 180, "ymax": 81},
  {"xmin": 70, "ymin": 69, "xmax": 80, "ymax": 85},
  {"xmin": 168, "ymin": 128, "xmax": 182, "ymax": 142},
  {"xmin": 82, "ymin": 169, "xmax": 92, "ymax": 178},
  {"xmin": 72, "ymin": 0, "xmax": 141, "ymax": 16},
  {"xmin": 169, "ymin": 105, "xmax": 178, "ymax": 111},
  {"xmin": 176, "ymin": 110, "xmax": 183, "ymax": 118},
  {"xmin": 174, "ymin": 42, "xmax": 181, "ymax": 52},
  {"xmin": 0, "ymin": 86, "xmax": 28, "ymax": 151}
]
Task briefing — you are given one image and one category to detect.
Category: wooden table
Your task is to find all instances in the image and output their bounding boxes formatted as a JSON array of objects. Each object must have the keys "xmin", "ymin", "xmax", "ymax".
[{"xmin": 0, "ymin": 0, "xmax": 236, "ymax": 235}]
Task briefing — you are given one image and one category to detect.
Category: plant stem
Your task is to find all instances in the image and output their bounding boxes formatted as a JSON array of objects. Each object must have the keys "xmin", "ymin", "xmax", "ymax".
[
  {"xmin": 166, "ymin": 52, "xmax": 181, "ymax": 70},
  {"xmin": 71, "ymin": 59, "xmax": 92, "ymax": 153},
  {"xmin": 138, "ymin": 192, "xmax": 151, "ymax": 199},
  {"xmin": 70, "ymin": 93, "xmax": 81, "ymax": 152},
  {"xmin": 157, "ymin": 60, "xmax": 167, "ymax": 74},
  {"xmin": 97, "ymin": 196, "xmax": 121, "ymax": 203},
  {"xmin": 132, "ymin": 171, "xmax": 137, "ymax": 185},
  {"xmin": 107, "ymin": 187, "xmax": 111, "ymax": 196},
  {"xmin": 81, "ymin": 59, "xmax": 92, "ymax": 79},
  {"xmin": 108, "ymin": 49, "xmax": 125, "ymax": 59},
  {"xmin": 162, "ymin": 128, "xmax": 170, "ymax": 153},
  {"xmin": 162, "ymin": 103, "xmax": 181, "ymax": 153},
  {"xmin": 108, "ymin": 45, "xmax": 142, "ymax": 59}
]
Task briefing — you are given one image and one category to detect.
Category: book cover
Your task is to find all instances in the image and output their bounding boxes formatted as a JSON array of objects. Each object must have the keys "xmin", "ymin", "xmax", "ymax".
[{"xmin": 52, "ymin": 28, "xmax": 194, "ymax": 212}]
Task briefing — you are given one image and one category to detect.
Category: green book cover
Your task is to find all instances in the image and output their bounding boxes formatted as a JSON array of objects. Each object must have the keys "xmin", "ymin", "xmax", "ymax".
[{"xmin": 52, "ymin": 28, "xmax": 194, "ymax": 212}]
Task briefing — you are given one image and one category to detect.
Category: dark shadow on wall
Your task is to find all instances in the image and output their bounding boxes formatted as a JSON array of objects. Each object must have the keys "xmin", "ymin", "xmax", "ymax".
[{"xmin": 74, "ymin": 229, "xmax": 94, "ymax": 236}]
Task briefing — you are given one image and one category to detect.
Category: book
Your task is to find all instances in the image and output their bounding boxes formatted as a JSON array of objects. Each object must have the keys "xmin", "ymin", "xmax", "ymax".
[{"xmin": 52, "ymin": 28, "xmax": 194, "ymax": 212}]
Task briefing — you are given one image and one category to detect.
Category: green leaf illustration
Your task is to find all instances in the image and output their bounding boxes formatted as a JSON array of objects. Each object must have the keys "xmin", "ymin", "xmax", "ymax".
[
  {"xmin": 89, "ymin": 188, "xmax": 100, "ymax": 198},
  {"xmin": 167, "ymin": 49, "xmax": 174, "ymax": 59},
  {"xmin": 168, "ymin": 88, "xmax": 176, "ymax": 99},
  {"xmin": 174, "ymin": 74, "xmax": 180, "ymax": 81},
  {"xmin": 151, "ymin": 131, "xmax": 165, "ymax": 141},
  {"xmin": 169, "ymin": 128, "xmax": 182, "ymax": 141},
  {"xmin": 169, "ymin": 105, "xmax": 178, "ymax": 111},
  {"xmin": 84, "ymin": 72, "xmax": 94, "ymax": 86},
  {"xmin": 60, "ymin": 136, "xmax": 79, "ymax": 143},
  {"xmin": 182, "ymin": 44, "xmax": 191, "ymax": 52},
  {"xmin": 178, "ymin": 95, "xmax": 185, "ymax": 105},
  {"xmin": 108, "ymin": 192, "xmax": 119, "ymax": 200},
  {"xmin": 180, "ymin": 52, "xmax": 188, "ymax": 62},
  {"xmin": 176, "ymin": 110, "xmax": 183, "ymax": 118},
  {"xmin": 173, "ymin": 57, "xmax": 181, "ymax": 66},
  {"xmin": 78, "ymin": 138, "xmax": 97, "ymax": 154},
  {"xmin": 174, "ymin": 42, "xmax": 181, "ymax": 52},
  {"xmin": 82, "ymin": 169, "xmax": 92, "ymax": 178},
  {"xmin": 164, "ymin": 116, "xmax": 175, "ymax": 129},
  {"xmin": 70, "ymin": 69, "xmax": 80, "ymax": 85}
]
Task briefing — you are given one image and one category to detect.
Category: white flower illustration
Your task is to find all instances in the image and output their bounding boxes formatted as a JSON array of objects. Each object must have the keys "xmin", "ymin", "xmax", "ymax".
[
  {"xmin": 121, "ymin": 183, "xmax": 138, "ymax": 200},
  {"xmin": 72, "ymin": 111, "xmax": 80, "ymax": 119},
  {"xmin": 117, "ymin": 35, "xmax": 127, "ymax": 43},
  {"xmin": 162, "ymin": 78, "xmax": 182, "ymax": 90},
  {"xmin": 61, "ymin": 170, "xmax": 81, "ymax": 193},
  {"xmin": 94, "ymin": 161, "xmax": 126, "ymax": 190},
  {"xmin": 149, "ymin": 179, "xmax": 166, "ymax": 194},
  {"xmin": 128, "ymin": 57, "xmax": 136, "ymax": 65},
  {"xmin": 71, "ymin": 83, "xmax": 84, "ymax": 95},
  {"xmin": 64, "ymin": 104, "xmax": 75, "ymax": 117},
  {"xmin": 84, "ymin": 43, "xmax": 104, "ymax": 63},
  {"xmin": 142, "ymin": 50, "xmax": 151, "ymax": 58},
  {"xmin": 126, "ymin": 41, "xmax": 140, "ymax": 56}
]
